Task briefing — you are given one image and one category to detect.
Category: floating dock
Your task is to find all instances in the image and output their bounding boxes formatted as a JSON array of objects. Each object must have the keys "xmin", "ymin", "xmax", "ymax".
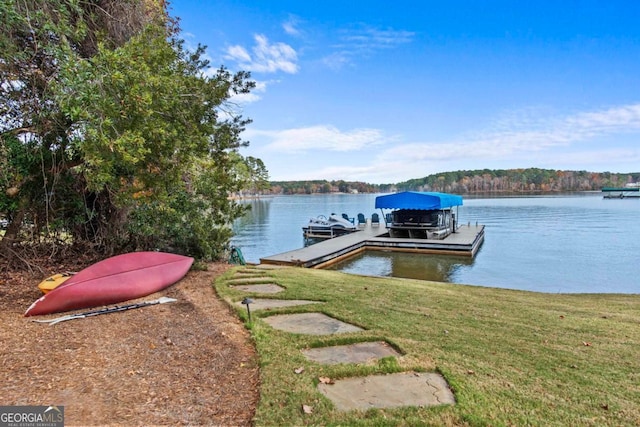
[
  {"xmin": 602, "ymin": 187, "xmax": 640, "ymax": 198},
  {"xmin": 260, "ymin": 222, "xmax": 485, "ymax": 268}
]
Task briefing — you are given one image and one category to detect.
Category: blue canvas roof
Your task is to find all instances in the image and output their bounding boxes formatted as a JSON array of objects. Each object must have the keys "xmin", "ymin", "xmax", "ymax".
[{"xmin": 375, "ymin": 191, "xmax": 463, "ymax": 210}]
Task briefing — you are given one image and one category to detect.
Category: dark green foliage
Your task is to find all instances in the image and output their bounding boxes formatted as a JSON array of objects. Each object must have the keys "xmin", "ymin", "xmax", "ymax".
[{"xmin": 0, "ymin": 0, "xmax": 258, "ymax": 261}]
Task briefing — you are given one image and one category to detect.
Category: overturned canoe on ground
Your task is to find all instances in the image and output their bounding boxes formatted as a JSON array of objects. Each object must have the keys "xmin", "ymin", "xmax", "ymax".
[{"xmin": 25, "ymin": 252, "xmax": 194, "ymax": 317}]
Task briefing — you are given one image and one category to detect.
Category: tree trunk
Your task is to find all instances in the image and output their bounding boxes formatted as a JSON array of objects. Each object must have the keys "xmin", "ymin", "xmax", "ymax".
[{"xmin": 0, "ymin": 205, "xmax": 25, "ymax": 260}]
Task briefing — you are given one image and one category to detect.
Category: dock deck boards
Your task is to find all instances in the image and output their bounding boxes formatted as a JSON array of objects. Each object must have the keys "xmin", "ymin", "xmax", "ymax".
[{"xmin": 260, "ymin": 223, "xmax": 485, "ymax": 268}]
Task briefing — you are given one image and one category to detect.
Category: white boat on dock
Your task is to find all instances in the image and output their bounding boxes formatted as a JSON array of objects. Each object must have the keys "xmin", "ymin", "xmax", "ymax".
[{"xmin": 302, "ymin": 214, "xmax": 358, "ymax": 240}]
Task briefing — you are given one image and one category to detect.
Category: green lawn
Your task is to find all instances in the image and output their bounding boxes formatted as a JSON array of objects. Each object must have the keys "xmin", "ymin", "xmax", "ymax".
[{"xmin": 215, "ymin": 266, "xmax": 640, "ymax": 426}]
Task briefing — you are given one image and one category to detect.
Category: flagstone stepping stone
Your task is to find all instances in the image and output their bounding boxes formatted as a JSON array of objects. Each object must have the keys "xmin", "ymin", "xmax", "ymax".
[
  {"xmin": 318, "ymin": 371, "xmax": 455, "ymax": 411},
  {"xmin": 230, "ymin": 283, "xmax": 285, "ymax": 294},
  {"xmin": 233, "ymin": 271, "xmax": 267, "ymax": 277},
  {"xmin": 226, "ymin": 277, "xmax": 273, "ymax": 284},
  {"xmin": 234, "ymin": 299, "xmax": 322, "ymax": 310},
  {"xmin": 232, "ymin": 273, "xmax": 267, "ymax": 279},
  {"xmin": 254, "ymin": 264, "xmax": 287, "ymax": 270},
  {"xmin": 263, "ymin": 312, "xmax": 363, "ymax": 335},
  {"xmin": 302, "ymin": 341, "xmax": 400, "ymax": 365},
  {"xmin": 234, "ymin": 268, "xmax": 262, "ymax": 274}
]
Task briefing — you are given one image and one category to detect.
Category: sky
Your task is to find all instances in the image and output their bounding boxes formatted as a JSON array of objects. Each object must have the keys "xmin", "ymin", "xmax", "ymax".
[{"xmin": 169, "ymin": 0, "xmax": 640, "ymax": 184}]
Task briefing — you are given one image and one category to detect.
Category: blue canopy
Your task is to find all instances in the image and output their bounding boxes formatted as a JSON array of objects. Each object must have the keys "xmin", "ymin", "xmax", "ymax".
[{"xmin": 375, "ymin": 191, "xmax": 463, "ymax": 210}]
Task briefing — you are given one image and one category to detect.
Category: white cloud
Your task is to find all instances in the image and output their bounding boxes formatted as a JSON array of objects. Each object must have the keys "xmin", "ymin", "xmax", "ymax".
[
  {"xmin": 250, "ymin": 125, "xmax": 389, "ymax": 152},
  {"xmin": 283, "ymin": 15, "xmax": 302, "ymax": 36},
  {"xmin": 226, "ymin": 45, "xmax": 252, "ymax": 63},
  {"xmin": 382, "ymin": 103, "xmax": 640, "ymax": 163},
  {"xmin": 225, "ymin": 34, "xmax": 299, "ymax": 74}
]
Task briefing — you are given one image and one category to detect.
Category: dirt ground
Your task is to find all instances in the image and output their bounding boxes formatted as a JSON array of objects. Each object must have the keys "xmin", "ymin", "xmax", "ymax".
[{"xmin": 0, "ymin": 260, "xmax": 259, "ymax": 426}]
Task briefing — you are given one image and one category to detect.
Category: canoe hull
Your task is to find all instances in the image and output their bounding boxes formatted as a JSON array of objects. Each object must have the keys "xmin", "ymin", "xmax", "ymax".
[{"xmin": 25, "ymin": 252, "xmax": 194, "ymax": 316}]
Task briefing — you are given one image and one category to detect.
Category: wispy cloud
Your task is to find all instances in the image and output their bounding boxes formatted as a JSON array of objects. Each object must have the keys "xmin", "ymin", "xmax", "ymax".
[
  {"xmin": 322, "ymin": 25, "xmax": 415, "ymax": 69},
  {"xmin": 564, "ymin": 104, "xmax": 640, "ymax": 135},
  {"xmin": 282, "ymin": 15, "xmax": 302, "ymax": 36},
  {"xmin": 248, "ymin": 125, "xmax": 389, "ymax": 152},
  {"xmin": 225, "ymin": 34, "xmax": 299, "ymax": 74},
  {"xmin": 250, "ymin": 103, "xmax": 640, "ymax": 183},
  {"xmin": 337, "ymin": 26, "xmax": 415, "ymax": 51},
  {"xmin": 321, "ymin": 52, "xmax": 352, "ymax": 71},
  {"xmin": 383, "ymin": 103, "xmax": 640, "ymax": 162},
  {"xmin": 282, "ymin": 164, "xmax": 385, "ymax": 182},
  {"xmin": 538, "ymin": 148, "xmax": 640, "ymax": 169},
  {"xmin": 348, "ymin": 103, "xmax": 640, "ymax": 182}
]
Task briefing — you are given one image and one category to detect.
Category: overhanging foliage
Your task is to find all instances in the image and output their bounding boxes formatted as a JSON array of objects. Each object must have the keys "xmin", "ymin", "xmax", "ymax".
[{"xmin": 0, "ymin": 0, "xmax": 264, "ymax": 261}]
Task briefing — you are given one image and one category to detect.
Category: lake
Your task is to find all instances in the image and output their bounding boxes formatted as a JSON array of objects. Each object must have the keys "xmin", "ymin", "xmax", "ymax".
[{"xmin": 231, "ymin": 193, "xmax": 639, "ymax": 294}]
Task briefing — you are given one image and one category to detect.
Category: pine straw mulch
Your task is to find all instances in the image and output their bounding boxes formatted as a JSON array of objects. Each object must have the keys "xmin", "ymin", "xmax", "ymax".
[{"xmin": 0, "ymin": 256, "xmax": 259, "ymax": 426}]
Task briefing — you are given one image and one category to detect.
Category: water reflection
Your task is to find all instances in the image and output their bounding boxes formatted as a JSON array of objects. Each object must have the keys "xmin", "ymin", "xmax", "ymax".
[
  {"xmin": 329, "ymin": 250, "xmax": 475, "ymax": 282},
  {"xmin": 232, "ymin": 198, "xmax": 274, "ymax": 254}
]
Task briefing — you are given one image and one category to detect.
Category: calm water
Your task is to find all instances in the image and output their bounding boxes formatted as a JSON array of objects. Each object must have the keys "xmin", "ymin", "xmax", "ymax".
[{"xmin": 231, "ymin": 194, "xmax": 639, "ymax": 293}]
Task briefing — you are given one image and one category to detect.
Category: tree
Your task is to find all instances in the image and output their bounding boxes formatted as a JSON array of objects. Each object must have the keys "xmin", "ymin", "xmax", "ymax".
[
  {"xmin": 60, "ymin": 26, "xmax": 255, "ymax": 258},
  {"xmin": 243, "ymin": 156, "xmax": 270, "ymax": 195},
  {"xmin": 0, "ymin": 0, "xmax": 168, "ymax": 253},
  {"xmin": 0, "ymin": 1, "xmax": 258, "ymax": 261}
]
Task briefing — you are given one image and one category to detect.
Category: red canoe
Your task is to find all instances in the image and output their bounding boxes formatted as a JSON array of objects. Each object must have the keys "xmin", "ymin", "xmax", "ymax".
[{"xmin": 25, "ymin": 252, "xmax": 194, "ymax": 316}]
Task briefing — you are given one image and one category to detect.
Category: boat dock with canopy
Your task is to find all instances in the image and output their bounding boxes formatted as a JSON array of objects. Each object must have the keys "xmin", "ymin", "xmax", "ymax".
[
  {"xmin": 375, "ymin": 192, "xmax": 463, "ymax": 239},
  {"xmin": 261, "ymin": 192, "xmax": 484, "ymax": 268}
]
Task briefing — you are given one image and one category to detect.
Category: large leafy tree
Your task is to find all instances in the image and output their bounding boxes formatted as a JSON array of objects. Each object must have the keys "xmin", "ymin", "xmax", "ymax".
[
  {"xmin": 0, "ymin": 0, "xmax": 257, "ymax": 261},
  {"xmin": 58, "ymin": 26, "xmax": 254, "ymax": 259},
  {"xmin": 0, "ymin": 0, "xmax": 168, "ymax": 254}
]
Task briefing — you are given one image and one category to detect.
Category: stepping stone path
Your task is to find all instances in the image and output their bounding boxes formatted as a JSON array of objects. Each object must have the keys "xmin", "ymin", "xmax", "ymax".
[
  {"xmin": 226, "ymin": 277, "xmax": 276, "ymax": 284},
  {"xmin": 231, "ymin": 283, "xmax": 284, "ymax": 294},
  {"xmin": 234, "ymin": 271, "xmax": 264, "ymax": 276},
  {"xmin": 234, "ymin": 298, "xmax": 321, "ymax": 310},
  {"xmin": 263, "ymin": 312, "xmax": 363, "ymax": 335},
  {"xmin": 226, "ymin": 266, "xmax": 455, "ymax": 412},
  {"xmin": 302, "ymin": 341, "xmax": 400, "ymax": 365},
  {"xmin": 318, "ymin": 372, "xmax": 456, "ymax": 411}
]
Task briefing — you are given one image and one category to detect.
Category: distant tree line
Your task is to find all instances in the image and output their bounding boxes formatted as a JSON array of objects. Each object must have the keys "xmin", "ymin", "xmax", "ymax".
[
  {"xmin": 394, "ymin": 168, "xmax": 640, "ymax": 193},
  {"xmin": 267, "ymin": 180, "xmax": 393, "ymax": 195},
  {"xmin": 264, "ymin": 169, "xmax": 640, "ymax": 195}
]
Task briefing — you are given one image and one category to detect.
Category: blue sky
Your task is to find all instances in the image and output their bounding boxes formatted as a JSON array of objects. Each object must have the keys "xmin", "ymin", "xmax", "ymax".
[{"xmin": 170, "ymin": 1, "xmax": 640, "ymax": 183}]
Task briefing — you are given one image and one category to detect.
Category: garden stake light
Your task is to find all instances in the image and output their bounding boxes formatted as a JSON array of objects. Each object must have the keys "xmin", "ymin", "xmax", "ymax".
[{"xmin": 241, "ymin": 297, "xmax": 253, "ymax": 321}]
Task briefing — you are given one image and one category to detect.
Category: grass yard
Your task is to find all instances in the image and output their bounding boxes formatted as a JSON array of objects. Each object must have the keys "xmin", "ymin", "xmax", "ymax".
[{"xmin": 215, "ymin": 266, "xmax": 640, "ymax": 426}]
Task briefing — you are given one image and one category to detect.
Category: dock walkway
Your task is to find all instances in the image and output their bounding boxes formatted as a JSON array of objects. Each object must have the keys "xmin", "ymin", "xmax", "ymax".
[{"xmin": 260, "ymin": 223, "xmax": 485, "ymax": 268}]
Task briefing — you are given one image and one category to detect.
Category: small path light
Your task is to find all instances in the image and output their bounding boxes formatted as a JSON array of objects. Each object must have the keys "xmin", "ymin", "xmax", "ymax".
[{"xmin": 241, "ymin": 297, "xmax": 254, "ymax": 322}]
